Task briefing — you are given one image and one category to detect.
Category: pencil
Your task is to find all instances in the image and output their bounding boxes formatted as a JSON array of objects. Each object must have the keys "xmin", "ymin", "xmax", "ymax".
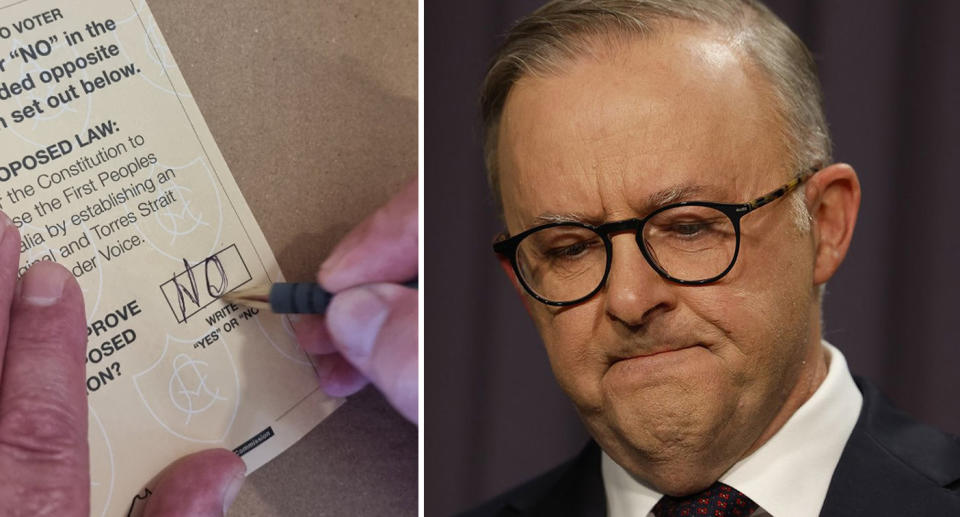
[{"xmin": 222, "ymin": 279, "xmax": 418, "ymax": 314}]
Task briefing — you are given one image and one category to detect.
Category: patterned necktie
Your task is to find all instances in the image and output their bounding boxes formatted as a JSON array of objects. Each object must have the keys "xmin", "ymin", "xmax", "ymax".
[{"xmin": 652, "ymin": 482, "xmax": 759, "ymax": 517}]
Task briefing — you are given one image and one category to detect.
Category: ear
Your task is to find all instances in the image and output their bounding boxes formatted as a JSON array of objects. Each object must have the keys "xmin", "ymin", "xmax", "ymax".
[
  {"xmin": 498, "ymin": 254, "xmax": 523, "ymax": 292},
  {"xmin": 805, "ymin": 163, "xmax": 861, "ymax": 285},
  {"xmin": 498, "ymin": 254, "xmax": 534, "ymax": 310}
]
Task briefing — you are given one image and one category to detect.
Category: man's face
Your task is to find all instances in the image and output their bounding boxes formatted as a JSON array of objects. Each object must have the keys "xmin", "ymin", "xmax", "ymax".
[{"xmin": 497, "ymin": 26, "xmax": 823, "ymax": 493}]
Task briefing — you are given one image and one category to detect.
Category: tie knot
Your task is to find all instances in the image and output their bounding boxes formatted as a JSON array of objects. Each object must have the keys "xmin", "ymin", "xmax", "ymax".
[{"xmin": 653, "ymin": 482, "xmax": 758, "ymax": 517}]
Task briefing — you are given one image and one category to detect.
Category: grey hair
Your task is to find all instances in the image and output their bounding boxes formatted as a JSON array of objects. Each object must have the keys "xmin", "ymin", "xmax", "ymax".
[{"xmin": 480, "ymin": 0, "xmax": 831, "ymax": 232}]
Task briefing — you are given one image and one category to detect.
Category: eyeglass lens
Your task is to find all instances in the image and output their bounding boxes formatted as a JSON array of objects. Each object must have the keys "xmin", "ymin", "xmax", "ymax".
[{"xmin": 514, "ymin": 205, "xmax": 737, "ymax": 303}]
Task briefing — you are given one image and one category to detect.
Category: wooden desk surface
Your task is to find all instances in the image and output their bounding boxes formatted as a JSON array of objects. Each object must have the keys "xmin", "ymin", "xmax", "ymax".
[{"xmin": 149, "ymin": 1, "xmax": 418, "ymax": 514}]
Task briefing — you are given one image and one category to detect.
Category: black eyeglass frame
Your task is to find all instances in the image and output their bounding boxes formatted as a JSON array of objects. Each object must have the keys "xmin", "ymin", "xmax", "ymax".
[{"xmin": 493, "ymin": 171, "xmax": 815, "ymax": 306}]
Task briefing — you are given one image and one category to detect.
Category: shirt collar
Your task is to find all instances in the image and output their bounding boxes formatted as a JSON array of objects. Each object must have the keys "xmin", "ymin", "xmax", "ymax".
[{"xmin": 602, "ymin": 341, "xmax": 863, "ymax": 517}]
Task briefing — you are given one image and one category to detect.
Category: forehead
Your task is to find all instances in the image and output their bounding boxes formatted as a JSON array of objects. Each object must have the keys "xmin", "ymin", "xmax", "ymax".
[{"xmin": 497, "ymin": 24, "xmax": 789, "ymax": 229}]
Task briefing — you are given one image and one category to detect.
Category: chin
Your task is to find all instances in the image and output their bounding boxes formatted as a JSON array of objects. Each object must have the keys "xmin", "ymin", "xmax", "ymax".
[
  {"xmin": 602, "ymin": 365, "xmax": 735, "ymax": 446},
  {"xmin": 596, "ymin": 416, "xmax": 736, "ymax": 496},
  {"xmin": 586, "ymin": 381, "xmax": 748, "ymax": 494}
]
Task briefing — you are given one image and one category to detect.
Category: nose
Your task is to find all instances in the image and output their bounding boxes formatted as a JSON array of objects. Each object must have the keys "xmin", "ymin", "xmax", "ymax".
[{"xmin": 602, "ymin": 234, "xmax": 677, "ymax": 328}]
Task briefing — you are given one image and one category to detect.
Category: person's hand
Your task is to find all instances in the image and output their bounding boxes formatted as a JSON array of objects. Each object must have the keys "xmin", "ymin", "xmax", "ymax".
[
  {"xmin": 0, "ymin": 213, "xmax": 90, "ymax": 515},
  {"xmin": 296, "ymin": 178, "xmax": 418, "ymax": 423},
  {"xmin": 0, "ymin": 212, "xmax": 245, "ymax": 515}
]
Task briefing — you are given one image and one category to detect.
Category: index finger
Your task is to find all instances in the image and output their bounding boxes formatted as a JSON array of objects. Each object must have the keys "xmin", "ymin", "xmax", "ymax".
[
  {"xmin": 0, "ymin": 263, "xmax": 89, "ymax": 516},
  {"xmin": 319, "ymin": 177, "xmax": 418, "ymax": 291}
]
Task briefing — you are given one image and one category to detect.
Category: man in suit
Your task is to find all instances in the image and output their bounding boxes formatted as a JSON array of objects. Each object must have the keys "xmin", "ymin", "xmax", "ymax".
[{"xmin": 470, "ymin": 0, "xmax": 960, "ymax": 514}]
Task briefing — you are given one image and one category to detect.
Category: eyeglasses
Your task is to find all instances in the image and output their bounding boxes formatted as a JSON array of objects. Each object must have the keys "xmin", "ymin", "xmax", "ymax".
[{"xmin": 493, "ymin": 172, "xmax": 814, "ymax": 306}]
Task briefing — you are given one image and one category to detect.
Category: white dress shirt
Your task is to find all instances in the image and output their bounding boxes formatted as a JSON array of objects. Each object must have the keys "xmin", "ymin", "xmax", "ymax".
[{"xmin": 602, "ymin": 341, "xmax": 862, "ymax": 517}]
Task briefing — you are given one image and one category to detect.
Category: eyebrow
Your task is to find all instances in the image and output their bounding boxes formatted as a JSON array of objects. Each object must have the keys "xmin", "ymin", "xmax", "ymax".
[
  {"xmin": 647, "ymin": 184, "xmax": 707, "ymax": 207},
  {"xmin": 529, "ymin": 183, "xmax": 728, "ymax": 227},
  {"xmin": 532, "ymin": 211, "xmax": 601, "ymax": 226}
]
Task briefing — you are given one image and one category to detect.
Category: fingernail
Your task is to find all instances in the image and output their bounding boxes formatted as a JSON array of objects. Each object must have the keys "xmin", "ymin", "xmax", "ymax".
[
  {"xmin": 328, "ymin": 287, "xmax": 389, "ymax": 362},
  {"xmin": 222, "ymin": 471, "xmax": 245, "ymax": 515},
  {"xmin": 21, "ymin": 265, "xmax": 68, "ymax": 306},
  {"xmin": 319, "ymin": 252, "xmax": 343, "ymax": 277}
]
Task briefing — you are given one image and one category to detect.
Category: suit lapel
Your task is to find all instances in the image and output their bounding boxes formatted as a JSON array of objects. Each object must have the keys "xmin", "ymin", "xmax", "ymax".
[
  {"xmin": 510, "ymin": 441, "xmax": 606, "ymax": 516},
  {"xmin": 820, "ymin": 377, "xmax": 960, "ymax": 515}
]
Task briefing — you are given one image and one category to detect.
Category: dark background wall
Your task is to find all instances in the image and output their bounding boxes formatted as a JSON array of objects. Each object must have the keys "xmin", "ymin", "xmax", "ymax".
[{"xmin": 425, "ymin": 1, "xmax": 960, "ymax": 515}]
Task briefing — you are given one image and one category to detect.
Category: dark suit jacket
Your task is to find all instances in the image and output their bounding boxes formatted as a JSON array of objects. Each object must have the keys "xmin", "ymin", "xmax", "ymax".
[{"xmin": 461, "ymin": 378, "xmax": 960, "ymax": 516}]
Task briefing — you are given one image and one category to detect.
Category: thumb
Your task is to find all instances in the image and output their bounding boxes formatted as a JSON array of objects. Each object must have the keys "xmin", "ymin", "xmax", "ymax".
[
  {"xmin": 326, "ymin": 283, "xmax": 418, "ymax": 423},
  {"xmin": 143, "ymin": 449, "xmax": 246, "ymax": 517}
]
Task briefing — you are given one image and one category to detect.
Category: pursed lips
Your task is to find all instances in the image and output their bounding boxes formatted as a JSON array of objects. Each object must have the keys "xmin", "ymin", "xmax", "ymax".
[{"xmin": 609, "ymin": 343, "xmax": 704, "ymax": 365}]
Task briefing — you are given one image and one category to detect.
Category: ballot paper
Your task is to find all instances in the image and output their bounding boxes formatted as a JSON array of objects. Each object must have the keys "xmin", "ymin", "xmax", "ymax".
[{"xmin": 0, "ymin": 1, "xmax": 341, "ymax": 515}]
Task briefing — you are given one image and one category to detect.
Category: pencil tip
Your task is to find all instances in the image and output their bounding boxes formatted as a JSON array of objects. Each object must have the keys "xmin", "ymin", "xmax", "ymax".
[{"xmin": 217, "ymin": 285, "xmax": 272, "ymax": 311}]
